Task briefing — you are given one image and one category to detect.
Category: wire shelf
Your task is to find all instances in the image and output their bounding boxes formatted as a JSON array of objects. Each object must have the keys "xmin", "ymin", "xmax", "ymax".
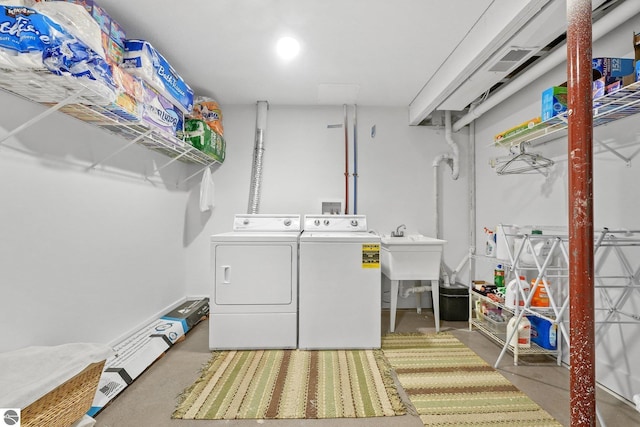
[
  {"xmin": 495, "ymin": 81, "xmax": 640, "ymax": 148},
  {"xmin": 0, "ymin": 67, "xmax": 220, "ymax": 167}
]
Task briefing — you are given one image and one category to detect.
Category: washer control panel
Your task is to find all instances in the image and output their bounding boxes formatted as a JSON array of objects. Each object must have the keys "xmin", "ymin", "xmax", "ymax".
[
  {"xmin": 303, "ymin": 215, "xmax": 367, "ymax": 232},
  {"xmin": 233, "ymin": 214, "xmax": 302, "ymax": 231}
]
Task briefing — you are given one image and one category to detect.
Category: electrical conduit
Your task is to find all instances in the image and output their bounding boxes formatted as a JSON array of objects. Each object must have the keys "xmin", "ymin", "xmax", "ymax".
[
  {"xmin": 343, "ymin": 104, "xmax": 349, "ymax": 214},
  {"xmin": 353, "ymin": 104, "xmax": 358, "ymax": 214}
]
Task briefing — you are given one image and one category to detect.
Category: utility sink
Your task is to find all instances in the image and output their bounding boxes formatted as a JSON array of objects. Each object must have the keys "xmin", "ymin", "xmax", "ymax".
[
  {"xmin": 380, "ymin": 234, "xmax": 446, "ymax": 280},
  {"xmin": 381, "ymin": 234, "xmax": 447, "ymax": 334}
]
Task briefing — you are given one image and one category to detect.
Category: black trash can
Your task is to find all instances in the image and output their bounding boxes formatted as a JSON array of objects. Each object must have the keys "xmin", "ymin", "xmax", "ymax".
[{"xmin": 439, "ymin": 283, "xmax": 469, "ymax": 321}]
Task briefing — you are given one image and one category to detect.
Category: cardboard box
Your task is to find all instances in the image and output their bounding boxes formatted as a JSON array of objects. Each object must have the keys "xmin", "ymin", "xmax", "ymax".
[
  {"xmin": 90, "ymin": 64, "xmax": 142, "ymax": 121},
  {"xmin": 494, "ymin": 117, "xmax": 542, "ymax": 142},
  {"xmin": 87, "ymin": 370, "xmax": 128, "ymax": 416},
  {"xmin": 161, "ymin": 298, "xmax": 209, "ymax": 333},
  {"xmin": 592, "ymin": 57, "xmax": 635, "ymax": 79},
  {"xmin": 592, "ymin": 57, "xmax": 635, "ymax": 93},
  {"xmin": 541, "ymin": 86, "xmax": 567, "ymax": 121}
]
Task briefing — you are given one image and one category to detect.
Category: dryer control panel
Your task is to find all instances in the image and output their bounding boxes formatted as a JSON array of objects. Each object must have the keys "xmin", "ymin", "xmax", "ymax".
[
  {"xmin": 233, "ymin": 214, "xmax": 302, "ymax": 231},
  {"xmin": 303, "ymin": 215, "xmax": 368, "ymax": 232}
]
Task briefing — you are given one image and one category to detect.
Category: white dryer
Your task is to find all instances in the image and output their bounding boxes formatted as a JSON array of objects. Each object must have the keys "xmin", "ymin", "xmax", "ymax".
[
  {"xmin": 298, "ymin": 215, "xmax": 381, "ymax": 349},
  {"xmin": 209, "ymin": 214, "xmax": 301, "ymax": 350}
]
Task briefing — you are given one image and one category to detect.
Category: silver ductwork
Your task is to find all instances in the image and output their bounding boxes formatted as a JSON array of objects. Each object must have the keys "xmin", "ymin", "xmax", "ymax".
[{"xmin": 247, "ymin": 100, "xmax": 268, "ymax": 214}]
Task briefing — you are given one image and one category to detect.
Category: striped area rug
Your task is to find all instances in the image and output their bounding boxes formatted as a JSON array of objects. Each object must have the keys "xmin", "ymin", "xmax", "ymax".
[
  {"xmin": 382, "ymin": 333, "xmax": 562, "ymax": 426},
  {"xmin": 173, "ymin": 348, "xmax": 406, "ymax": 420}
]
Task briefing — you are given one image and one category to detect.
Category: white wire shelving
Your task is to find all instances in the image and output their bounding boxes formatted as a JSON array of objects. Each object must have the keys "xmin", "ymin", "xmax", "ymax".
[
  {"xmin": 0, "ymin": 67, "xmax": 221, "ymax": 183},
  {"xmin": 469, "ymin": 225, "xmax": 640, "ymax": 368},
  {"xmin": 493, "ymin": 80, "xmax": 640, "ymax": 153}
]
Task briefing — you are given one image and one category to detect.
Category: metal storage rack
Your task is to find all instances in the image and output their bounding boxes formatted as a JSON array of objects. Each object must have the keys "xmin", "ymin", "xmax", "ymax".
[
  {"xmin": 0, "ymin": 67, "xmax": 221, "ymax": 184},
  {"xmin": 470, "ymin": 225, "xmax": 640, "ymax": 368},
  {"xmin": 469, "ymin": 228, "xmax": 569, "ymax": 367}
]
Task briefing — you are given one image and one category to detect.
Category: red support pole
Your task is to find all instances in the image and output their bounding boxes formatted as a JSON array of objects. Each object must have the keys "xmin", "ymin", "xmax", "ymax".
[{"xmin": 567, "ymin": 1, "xmax": 596, "ymax": 426}]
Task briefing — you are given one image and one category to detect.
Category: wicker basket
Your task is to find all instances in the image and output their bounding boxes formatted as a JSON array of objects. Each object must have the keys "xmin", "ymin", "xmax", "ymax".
[{"xmin": 21, "ymin": 360, "xmax": 105, "ymax": 427}]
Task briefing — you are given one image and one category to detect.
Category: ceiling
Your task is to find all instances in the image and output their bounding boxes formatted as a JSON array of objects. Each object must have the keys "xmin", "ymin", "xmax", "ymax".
[{"xmin": 93, "ymin": 0, "xmax": 598, "ymax": 121}]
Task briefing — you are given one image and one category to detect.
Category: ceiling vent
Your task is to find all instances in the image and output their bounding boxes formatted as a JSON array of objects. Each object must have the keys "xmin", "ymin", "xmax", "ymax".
[{"xmin": 487, "ymin": 47, "xmax": 538, "ymax": 72}]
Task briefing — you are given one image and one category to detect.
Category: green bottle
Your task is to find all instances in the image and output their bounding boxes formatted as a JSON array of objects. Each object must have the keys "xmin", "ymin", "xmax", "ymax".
[{"xmin": 494, "ymin": 264, "xmax": 505, "ymax": 292}]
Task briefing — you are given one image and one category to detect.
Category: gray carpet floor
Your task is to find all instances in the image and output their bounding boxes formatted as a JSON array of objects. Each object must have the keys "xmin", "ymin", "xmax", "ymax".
[{"xmin": 94, "ymin": 310, "xmax": 640, "ymax": 427}]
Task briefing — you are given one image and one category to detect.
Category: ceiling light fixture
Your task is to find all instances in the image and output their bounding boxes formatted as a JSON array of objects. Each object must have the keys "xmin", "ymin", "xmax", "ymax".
[{"xmin": 276, "ymin": 36, "xmax": 300, "ymax": 61}]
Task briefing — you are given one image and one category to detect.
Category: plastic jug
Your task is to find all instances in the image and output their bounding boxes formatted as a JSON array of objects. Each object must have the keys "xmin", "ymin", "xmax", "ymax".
[
  {"xmin": 505, "ymin": 276, "xmax": 530, "ymax": 309},
  {"xmin": 496, "ymin": 225, "xmax": 517, "ymax": 261},
  {"xmin": 507, "ymin": 316, "xmax": 531, "ymax": 348},
  {"xmin": 530, "ymin": 279, "xmax": 551, "ymax": 308},
  {"xmin": 515, "ymin": 230, "xmax": 551, "ymax": 266}
]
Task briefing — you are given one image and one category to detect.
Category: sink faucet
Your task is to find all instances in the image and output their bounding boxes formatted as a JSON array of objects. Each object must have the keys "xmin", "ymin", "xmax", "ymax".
[{"xmin": 391, "ymin": 224, "xmax": 406, "ymax": 237}]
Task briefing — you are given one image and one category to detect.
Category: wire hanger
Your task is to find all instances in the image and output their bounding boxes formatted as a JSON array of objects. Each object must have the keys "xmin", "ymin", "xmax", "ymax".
[{"xmin": 491, "ymin": 142, "xmax": 555, "ymax": 176}]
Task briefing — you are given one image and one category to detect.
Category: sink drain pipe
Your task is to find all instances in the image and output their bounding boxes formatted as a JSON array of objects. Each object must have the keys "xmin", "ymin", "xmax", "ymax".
[
  {"xmin": 247, "ymin": 100, "xmax": 268, "ymax": 214},
  {"xmin": 432, "ymin": 110, "xmax": 459, "ymax": 286}
]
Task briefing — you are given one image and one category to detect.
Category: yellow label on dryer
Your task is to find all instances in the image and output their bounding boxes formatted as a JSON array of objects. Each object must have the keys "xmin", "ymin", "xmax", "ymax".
[{"xmin": 362, "ymin": 243, "xmax": 380, "ymax": 268}]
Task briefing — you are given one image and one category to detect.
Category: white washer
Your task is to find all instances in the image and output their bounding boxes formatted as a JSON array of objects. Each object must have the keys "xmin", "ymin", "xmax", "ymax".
[
  {"xmin": 209, "ymin": 214, "xmax": 301, "ymax": 350},
  {"xmin": 298, "ymin": 215, "xmax": 381, "ymax": 349}
]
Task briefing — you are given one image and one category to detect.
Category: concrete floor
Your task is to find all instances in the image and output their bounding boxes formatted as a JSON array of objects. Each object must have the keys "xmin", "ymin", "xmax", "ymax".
[{"xmin": 94, "ymin": 310, "xmax": 640, "ymax": 427}]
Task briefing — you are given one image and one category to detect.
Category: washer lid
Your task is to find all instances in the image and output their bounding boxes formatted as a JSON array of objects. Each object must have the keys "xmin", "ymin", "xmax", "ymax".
[{"xmin": 300, "ymin": 231, "xmax": 380, "ymax": 243}]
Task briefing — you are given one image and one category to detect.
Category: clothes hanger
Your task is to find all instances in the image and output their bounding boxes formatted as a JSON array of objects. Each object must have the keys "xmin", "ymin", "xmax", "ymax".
[{"xmin": 492, "ymin": 142, "xmax": 555, "ymax": 176}]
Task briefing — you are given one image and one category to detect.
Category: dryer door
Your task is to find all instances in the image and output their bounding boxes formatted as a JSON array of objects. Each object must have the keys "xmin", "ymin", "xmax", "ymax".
[{"xmin": 214, "ymin": 244, "xmax": 293, "ymax": 305}]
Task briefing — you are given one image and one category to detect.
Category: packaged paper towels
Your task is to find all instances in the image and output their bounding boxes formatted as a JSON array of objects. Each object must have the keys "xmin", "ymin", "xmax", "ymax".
[{"xmin": 122, "ymin": 39, "xmax": 194, "ymax": 114}]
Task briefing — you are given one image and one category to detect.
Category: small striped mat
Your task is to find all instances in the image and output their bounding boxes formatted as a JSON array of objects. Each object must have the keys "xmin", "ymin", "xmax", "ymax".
[
  {"xmin": 173, "ymin": 348, "xmax": 406, "ymax": 420},
  {"xmin": 382, "ymin": 333, "xmax": 562, "ymax": 426}
]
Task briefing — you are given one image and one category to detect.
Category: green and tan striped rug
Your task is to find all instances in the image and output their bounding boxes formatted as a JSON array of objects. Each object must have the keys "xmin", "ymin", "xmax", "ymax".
[
  {"xmin": 173, "ymin": 348, "xmax": 406, "ymax": 420},
  {"xmin": 382, "ymin": 333, "xmax": 562, "ymax": 426}
]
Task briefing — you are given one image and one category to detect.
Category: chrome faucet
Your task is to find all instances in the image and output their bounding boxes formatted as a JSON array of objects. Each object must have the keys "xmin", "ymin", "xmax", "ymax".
[{"xmin": 391, "ymin": 224, "xmax": 406, "ymax": 237}]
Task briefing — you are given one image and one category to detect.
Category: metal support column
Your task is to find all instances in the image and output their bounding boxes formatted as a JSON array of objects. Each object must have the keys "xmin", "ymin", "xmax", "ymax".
[{"xmin": 567, "ymin": 1, "xmax": 596, "ymax": 425}]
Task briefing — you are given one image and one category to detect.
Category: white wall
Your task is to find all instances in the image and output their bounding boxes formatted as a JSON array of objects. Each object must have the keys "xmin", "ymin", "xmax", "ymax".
[
  {"xmin": 0, "ymin": 91, "xmax": 197, "ymax": 353},
  {"xmin": 473, "ymin": 15, "xmax": 640, "ymax": 403},
  {"xmin": 185, "ymin": 105, "xmax": 470, "ymax": 309},
  {"xmin": 0, "ymin": 95, "xmax": 470, "ymax": 353}
]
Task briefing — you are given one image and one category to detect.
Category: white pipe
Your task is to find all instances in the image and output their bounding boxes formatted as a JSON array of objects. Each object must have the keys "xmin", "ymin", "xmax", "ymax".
[
  {"xmin": 444, "ymin": 110, "xmax": 460, "ymax": 179},
  {"xmin": 432, "ymin": 154, "xmax": 451, "ymax": 238},
  {"xmin": 433, "ymin": 155, "xmax": 452, "ymax": 286},
  {"xmin": 401, "ymin": 285, "xmax": 432, "ymax": 298},
  {"xmin": 469, "ymin": 116, "xmax": 476, "ymax": 254},
  {"xmin": 452, "ymin": 0, "xmax": 640, "ymax": 132},
  {"xmin": 449, "ymin": 253, "xmax": 470, "ymax": 285}
]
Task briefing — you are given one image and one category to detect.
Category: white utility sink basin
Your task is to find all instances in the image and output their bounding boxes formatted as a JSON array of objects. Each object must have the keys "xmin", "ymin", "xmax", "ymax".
[
  {"xmin": 380, "ymin": 234, "xmax": 446, "ymax": 280},
  {"xmin": 381, "ymin": 234, "xmax": 447, "ymax": 334}
]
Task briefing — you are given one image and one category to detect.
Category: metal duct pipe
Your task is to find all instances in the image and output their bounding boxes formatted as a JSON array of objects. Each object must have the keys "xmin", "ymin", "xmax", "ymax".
[
  {"xmin": 444, "ymin": 110, "xmax": 460, "ymax": 180},
  {"xmin": 247, "ymin": 100, "xmax": 268, "ymax": 214},
  {"xmin": 452, "ymin": 0, "xmax": 640, "ymax": 132}
]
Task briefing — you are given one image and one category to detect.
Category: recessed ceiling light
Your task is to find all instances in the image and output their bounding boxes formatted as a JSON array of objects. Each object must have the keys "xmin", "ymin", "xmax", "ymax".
[{"xmin": 276, "ymin": 36, "xmax": 300, "ymax": 60}]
